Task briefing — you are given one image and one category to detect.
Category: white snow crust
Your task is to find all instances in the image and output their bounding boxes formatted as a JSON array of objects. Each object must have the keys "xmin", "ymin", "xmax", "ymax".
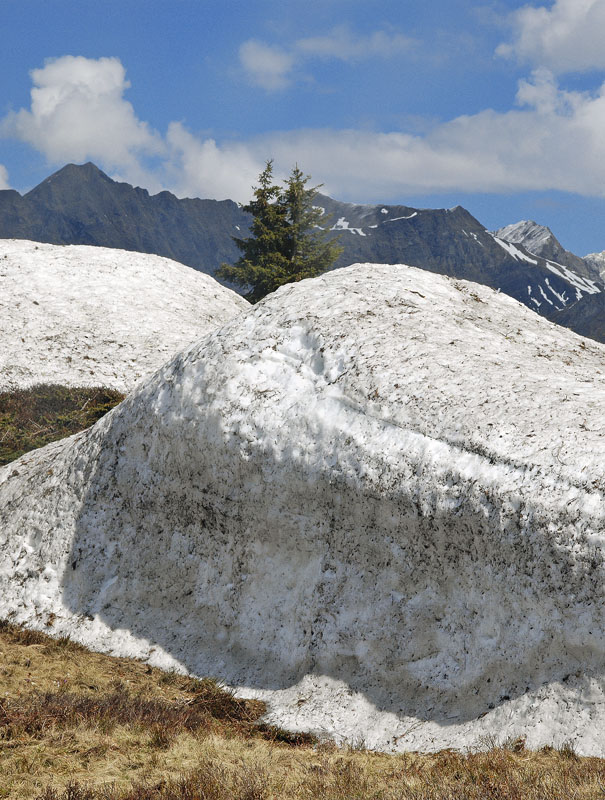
[
  {"xmin": 2, "ymin": 263, "xmax": 605, "ymax": 755},
  {"xmin": 0, "ymin": 239, "xmax": 249, "ymax": 393}
]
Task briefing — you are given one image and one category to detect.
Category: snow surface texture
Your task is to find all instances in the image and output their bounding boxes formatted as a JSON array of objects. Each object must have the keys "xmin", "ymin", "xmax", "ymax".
[
  {"xmin": 0, "ymin": 239, "xmax": 249, "ymax": 393},
  {"xmin": 2, "ymin": 263, "xmax": 605, "ymax": 754}
]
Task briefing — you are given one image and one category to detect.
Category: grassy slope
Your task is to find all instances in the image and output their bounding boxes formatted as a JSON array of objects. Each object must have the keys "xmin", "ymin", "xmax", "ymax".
[
  {"xmin": 2, "ymin": 624, "xmax": 605, "ymax": 799},
  {"xmin": 0, "ymin": 385, "xmax": 125, "ymax": 466}
]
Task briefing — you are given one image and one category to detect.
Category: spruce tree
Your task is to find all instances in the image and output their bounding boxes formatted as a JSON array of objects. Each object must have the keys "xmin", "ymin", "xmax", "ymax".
[
  {"xmin": 217, "ymin": 161, "xmax": 342, "ymax": 303},
  {"xmin": 216, "ymin": 160, "xmax": 290, "ymax": 303},
  {"xmin": 281, "ymin": 165, "xmax": 343, "ymax": 284}
]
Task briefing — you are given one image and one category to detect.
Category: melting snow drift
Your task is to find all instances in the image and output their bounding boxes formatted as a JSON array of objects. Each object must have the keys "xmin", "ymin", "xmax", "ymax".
[
  {"xmin": 0, "ymin": 239, "xmax": 249, "ymax": 392},
  {"xmin": 2, "ymin": 263, "xmax": 605, "ymax": 754}
]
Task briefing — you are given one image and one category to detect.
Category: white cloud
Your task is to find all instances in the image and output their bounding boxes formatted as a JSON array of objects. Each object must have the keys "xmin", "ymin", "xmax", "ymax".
[
  {"xmin": 296, "ymin": 27, "xmax": 414, "ymax": 62},
  {"xmin": 0, "ymin": 164, "xmax": 9, "ymax": 190},
  {"xmin": 5, "ymin": 56, "xmax": 605, "ymax": 206},
  {"xmin": 497, "ymin": 0, "xmax": 605, "ymax": 73},
  {"xmin": 2, "ymin": 56, "xmax": 164, "ymax": 184},
  {"xmin": 252, "ymin": 70, "xmax": 605, "ymax": 199},
  {"xmin": 239, "ymin": 40, "xmax": 295, "ymax": 90},
  {"xmin": 156, "ymin": 68, "xmax": 605, "ymax": 203},
  {"xmin": 0, "ymin": 55, "xmax": 261, "ymax": 201},
  {"xmin": 165, "ymin": 122, "xmax": 263, "ymax": 201},
  {"xmin": 239, "ymin": 27, "xmax": 414, "ymax": 90}
]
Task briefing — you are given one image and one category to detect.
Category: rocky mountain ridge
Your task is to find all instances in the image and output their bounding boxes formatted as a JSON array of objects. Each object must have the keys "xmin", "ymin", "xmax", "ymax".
[
  {"xmin": 494, "ymin": 220, "xmax": 600, "ymax": 283},
  {"xmin": 0, "ymin": 162, "xmax": 247, "ymax": 275},
  {"xmin": 1, "ymin": 162, "xmax": 603, "ymax": 340},
  {"xmin": 581, "ymin": 250, "xmax": 605, "ymax": 278}
]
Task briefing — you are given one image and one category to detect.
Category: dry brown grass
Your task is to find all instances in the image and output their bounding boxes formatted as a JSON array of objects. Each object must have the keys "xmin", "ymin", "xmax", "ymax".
[
  {"xmin": 0, "ymin": 384, "xmax": 125, "ymax": 466},
  {"xmin": 3, "ymin": 620, "xmax": 605, "ymax": 799}
]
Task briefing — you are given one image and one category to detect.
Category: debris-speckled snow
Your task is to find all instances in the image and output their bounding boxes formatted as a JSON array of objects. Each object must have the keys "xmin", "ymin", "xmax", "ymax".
[
  {"xmin": 2, "ymin": 263, "xmax": 605, "ymax": 755},
  {"xmin": 0, "ymin": 239, "xmax": 249, "ymax": 392}
]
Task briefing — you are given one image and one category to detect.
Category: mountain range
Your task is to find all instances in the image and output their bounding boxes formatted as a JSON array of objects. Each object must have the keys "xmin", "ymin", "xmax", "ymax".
[
  {"xmin": 2, "ymin": 162, "xmax": 604, "ymax": 341},
  {"xmin": 493, "ymin": 219, "xmax": 605, "ymax": 342}
]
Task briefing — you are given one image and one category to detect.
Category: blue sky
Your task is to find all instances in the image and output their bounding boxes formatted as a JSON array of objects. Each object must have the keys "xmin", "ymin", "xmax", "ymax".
[{"xmin": 2, "ymin": 0, "xmax": 605, "ymax": 254}]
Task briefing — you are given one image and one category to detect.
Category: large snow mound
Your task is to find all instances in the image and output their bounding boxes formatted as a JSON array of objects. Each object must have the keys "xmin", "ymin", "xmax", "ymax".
[
  {"xmin": 0, "ymin": 239, "xmax": 249, "ymax": 392},
  {"xmin": 2, "ymin": 263, "xmax": 605, "ymax": 755}
]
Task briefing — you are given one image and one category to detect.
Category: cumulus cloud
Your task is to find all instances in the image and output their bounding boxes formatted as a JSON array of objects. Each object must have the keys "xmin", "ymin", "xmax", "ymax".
[
  {"xmin": 2, "ymin": 56, "xmax": 164, "ymax": 185},
  {"xmin": 497, "ymin": 0, "xmax": 605, "ymax": 73},
  {"xmin": 5, "ymin": 55, "xmax": 605, "ymax": 205},
  {"xmin": 253, "ymin": 70, "xmax": 605, "ymax": 199},
  {"xmin": 165, "ymin": 122, "xmax": 263, "ymax": 201},
  {"xmin": 0, "ymin": 55, "xmax": 262, "ymax": 201},
  {"xmin": 0, "ymin": 164, "xmax": 9, "ymax": 190},
  {"xmin": 240, "ymin": 26, "xmax": 414, "ymax": 90}
]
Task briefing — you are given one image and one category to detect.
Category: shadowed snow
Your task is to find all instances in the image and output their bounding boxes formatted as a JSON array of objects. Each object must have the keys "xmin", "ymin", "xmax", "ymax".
[{"xmin": 1, "ymin": 263, "xmax": 605, "ymax": 754}]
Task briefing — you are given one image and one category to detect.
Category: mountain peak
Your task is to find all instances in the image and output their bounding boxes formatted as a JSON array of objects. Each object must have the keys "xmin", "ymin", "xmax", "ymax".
[
  {"xmin": 58, "ymin": 161, "xmax": 108, "ymax": 177},
  {"xmin": 493, "ymin": 218, "xmax": 603, "ymax": 283},
  {"xmin": 63, "ymin": 161, "xmax": 106, "ymax": 174},
  {"xmin": 584, "ymin": 250, "xmax": 605, "ymax": 274},
  {"xmin": 24, "ymin": 162, "xmax": 114, "ymax": 204},
  {"xmin": 36, "ymin": 161, "xmax": 110, "ymax": 185},
  {"xmin": 494, "ymin": 220, "xmax": 554, "ymax": 252}
]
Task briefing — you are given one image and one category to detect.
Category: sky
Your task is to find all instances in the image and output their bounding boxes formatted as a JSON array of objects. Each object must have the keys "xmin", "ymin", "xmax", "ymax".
[{"xmin": 2, "ymin": 0, "xmax": 605, "ymax": 255}]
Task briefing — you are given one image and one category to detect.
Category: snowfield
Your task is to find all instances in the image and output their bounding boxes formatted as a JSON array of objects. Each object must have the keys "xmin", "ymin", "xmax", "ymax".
[
  {"xmin": 0, "ymin": 239, "xmax": 249, "ymax": 392},
  {"xmin": 2, "ymin": 263, "xmax": 605, "ymax": 754}
]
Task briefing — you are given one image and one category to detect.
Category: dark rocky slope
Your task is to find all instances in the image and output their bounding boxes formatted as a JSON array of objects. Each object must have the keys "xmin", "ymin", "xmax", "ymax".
[
  {"xmin": 494, "ymin": 220, "xmax": 599, "ymax": 283},
  {"xmin": 0, "ymin": 163, "xmax": 247, "ymax": 273}
]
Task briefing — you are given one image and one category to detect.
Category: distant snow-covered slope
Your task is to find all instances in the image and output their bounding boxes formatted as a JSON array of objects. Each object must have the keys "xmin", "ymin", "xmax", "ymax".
[
  {"xmin": 316, "ymin": 198, "xmax": 602, "ymax": 320},
  {"xmin": 0, "ymin": 240, "xmax": 249, "ymax": 392},
  {"xmin": 585, "ymin": 250, "xmax": 605, "ymax": 279},
  {"xmin": 495, "ymin": 220, "xmax": 603, "ymax": 285},
  {"xmin": 2, "ymin": 263, "xmax": 605, "ymax": 754},
  {"xmin": 493, "ymin": 222, "xmax": 605, "ymax": 341}
]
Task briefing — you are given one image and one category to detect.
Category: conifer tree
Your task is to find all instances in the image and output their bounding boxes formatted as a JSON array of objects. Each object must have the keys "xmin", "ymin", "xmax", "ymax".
[
  {"xmin": 281, "ymin": 165, "xmax": 343, "ymax": 284},
  {"xmin": 217, "ymin": 161, "xmax": 342, "ymax": 303},
  {"xmin": 216, "ymin": 160, "xmax": 290, "ymax": 303}
]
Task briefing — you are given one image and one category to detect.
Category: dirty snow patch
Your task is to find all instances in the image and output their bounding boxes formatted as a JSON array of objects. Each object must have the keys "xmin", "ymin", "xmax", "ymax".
[
  {"xmin": 3, "ymin": 263, "xmax": 605, "ymax": 755},
  {"xmin": 0, "ymin": 239, "xmax": 249, "ymax": 393}
]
